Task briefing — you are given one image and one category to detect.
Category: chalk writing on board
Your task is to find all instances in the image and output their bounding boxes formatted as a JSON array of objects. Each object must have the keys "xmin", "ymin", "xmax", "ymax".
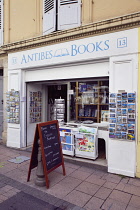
[
  {"xmin": 46, "ymin": 136, "xmax": 55, "ymax": 141},
  {"xmin": 53, "ymin": 152, "xmax": 59, "ymax": 157},
  {"xmin": 45, "ymin": 151, "xmax": 53, "ymax": 157},
  {"xmin": 53, "ymin": 157, "xmax": 59, "ymax": 162},
  {"xmin": 40, "ymin": 122, "xmax": 62, "ymax": 171},
  {"xmin": 50, "ymin": 125, "xmax": 56, "ymax": 129},
  {"xmin": 44, "ymin": 145, "xmax": 52, "ymax": 149}
]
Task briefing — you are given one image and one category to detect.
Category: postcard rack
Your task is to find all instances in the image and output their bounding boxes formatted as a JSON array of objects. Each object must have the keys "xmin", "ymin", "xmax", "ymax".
[{"xmin": 109, "ymin": 92, "xmax": 136, "ymax": 140}]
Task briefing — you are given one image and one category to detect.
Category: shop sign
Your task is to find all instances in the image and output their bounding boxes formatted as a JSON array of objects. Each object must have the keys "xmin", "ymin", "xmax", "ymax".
[{"xmin": 8, "ymin": 29, "xmax": 138, "ymax": 70}]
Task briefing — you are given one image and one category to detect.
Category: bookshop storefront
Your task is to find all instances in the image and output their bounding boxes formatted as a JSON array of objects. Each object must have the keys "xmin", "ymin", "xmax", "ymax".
[{"xmin": 7, "ymin": 28, "xmax": 138, "ymax": 177}]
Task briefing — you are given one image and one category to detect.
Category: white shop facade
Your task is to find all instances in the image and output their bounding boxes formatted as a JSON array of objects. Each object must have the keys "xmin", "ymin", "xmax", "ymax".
[{"xmin": 7, "ymin": 28, "xmax": 138, "ymax": 177}]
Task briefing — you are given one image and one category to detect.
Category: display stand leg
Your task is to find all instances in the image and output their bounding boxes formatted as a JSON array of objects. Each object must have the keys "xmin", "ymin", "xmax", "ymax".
[
  {"xmin": 35, "ymin": 139, "xmax": 46, "ymax": 187},
  {"xmin": 62, "ymin": 163, "xmax": 66, "ymax": 176}
]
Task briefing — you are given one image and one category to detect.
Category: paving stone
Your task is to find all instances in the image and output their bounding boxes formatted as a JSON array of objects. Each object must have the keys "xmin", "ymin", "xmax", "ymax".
[
  {"xmin": 48, "ymin": 171, "xmax": 66, "ymax": 187},
  {"xmin": 0, "ymin": 166, "xmax": 15, "ymax": 174},
  {"xmin": 28, "ymin": 187, "xmax": 46, "ymax": 197},
  {"xmin": 0, "ymin": 185, "xmax": 13, "ymax": 194},
  {"xmin": 72, "ymin": 206, "xmax": 85, "ymax": 210},
  {"xmin": 86, "ymin": 174, "xmax": 106, "ymax": 186},
  {"xmin": 12, "ymin": 188, "xmax": 21, "ymax": 193},
  {"xmin": 129, "ymin": 195, "xmax": 140, "ymax": 208},
  {"xmin": 18, "ymin": 164, "xmax": 31, "ymax": 172},
  {"xmin": 67, "ymin": 203, "xmax": 78, "ymax": 210},
  {"xmin": 0, "ymin": 175, "xmax": 5, "ymax": 180},
  {"xmin": 94, "ymin": 186, "xmax": 112, "ymax": 200},
  {"xmin": 23, "ymin": 186, "xmax": 42, "ymax": 196},
  {"xmin": 76, "ymin": 181, "xmax": 100, "ymax": 196},
  {"xmin": 128, "ymin": 178, "xmax": 140, "ymax": 187},
  {"xmin": 47, "ymin": 183, "xmax": 74, "ymax": 199},
  {"xmin": 64, "ymin": 190, "xmax": 91, "ymax": 208},
  {"xmin": 84, "ymin": 196, "xmax": 104, "ymax": 210},
  {"xmin": 42, "ymin": 193, "xmax": 60, "ymax": 205},
  {"xmin": 18, "ymin": 184, "xmax": 30, "ymax": 191},
  {"xmin": 102, "ymin": 173, "xmax": 122, "ymax": 184},
  {"xmin": 126, "ymin": 205, "xmax": 140, "ymax": 210},
  {"xmin": 0, "ymin": 182, "xmax": 6, "ymax": 188},
  {"xmin": 58, "ymin": 200, "xmax": 72, "ymax": 209},
  {"xmin": 58, "ymin": 176, "xmax": 82, "ymax": 189},
  {"xmin": 55, "ymin": 199, "xmax": 67, "ymax": 207},
  {"xmin": 69, "ymin": 170, "xmax": 91, "ymax": 181},
  {"xmin": 93, "ymin": 170, "xmax": 107, "ymax": 178},
  {"xmin": 6, "ymin": 169, "xmax": 26, "ymax": 179},
  {"xmin": 3, "ymin": 190, "xmax": 17, "ymax": 198},
  {"xmin": 0, "ymin": 194, "xmax": 8, "ymax": 201},
  {"xmin": 103, "ymin": 181, "xmax": 117, "ymax": 190},
  {"xmin": 10, "ymin": 181, "xmax": 24, "ymax": 189},
  {"xmin": 115, "ymin": 182, "xmax": 126, "ymax": 191},
  {"xmin": 77, "ymin": 166, "xmax": 96, "ymax": 174},
  {"xmin": 3, "ymin": 178, "xmax": 17, "ymax": 185},
  {"xmin": 101, "ymin": 198, "xmax": 127, "ymax": 210},
  {"xmin": 121, "ymin": 177, "xmax": 130, "ymax": 184},
  {"xmin": 109, "ymin": 189, "xmax": 132, "ymax": 204},
  {"xmin": 55, "ymin": 166, "xmax": 76, "ymax": 176},
  {"xmin": 64, "ymin": 162, "xmax": 81, "ymax": 170},
  {"xmin": 123, "ymin": 184, "xmax": 140, "ymax": 196}
]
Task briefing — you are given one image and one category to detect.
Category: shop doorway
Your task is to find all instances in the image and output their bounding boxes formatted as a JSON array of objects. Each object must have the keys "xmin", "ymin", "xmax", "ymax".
[
  {"xmin": 26, "ymin": 82, "xmax": 67, "ymax": 146},
  {"xmin": 26, "ymin": 83, "xmax": 43, "ymax": 146},
  {"xmin": 47, "ymin": 84, "xmax": 67, "ymax": 122},
  {"xmin": 0, "ymin": 70, "xmax": 3, "ymax": 140}
]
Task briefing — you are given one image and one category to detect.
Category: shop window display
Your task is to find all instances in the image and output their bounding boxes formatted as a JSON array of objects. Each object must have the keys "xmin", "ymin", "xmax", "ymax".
[{"xmin": 70, "ymin": 79, "xmax": 109, "ymax": 123}]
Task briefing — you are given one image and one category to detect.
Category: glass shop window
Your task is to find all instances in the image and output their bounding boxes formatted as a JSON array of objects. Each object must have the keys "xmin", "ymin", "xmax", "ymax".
[{"xmin": 69, "ymin": 79, "xmax": 109, "ymax": 123}]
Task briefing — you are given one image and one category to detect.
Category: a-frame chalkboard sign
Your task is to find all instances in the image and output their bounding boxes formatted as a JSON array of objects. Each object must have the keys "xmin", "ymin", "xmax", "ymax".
[{"xmin": 27, "ymin": 120, "xmax": 66, "ymax": 188}]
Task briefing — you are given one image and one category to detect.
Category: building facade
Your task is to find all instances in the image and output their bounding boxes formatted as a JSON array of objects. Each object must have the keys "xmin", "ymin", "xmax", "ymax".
[{"xmin": 0, "ymin": 0, "xmax": 140, "ymax": 178}]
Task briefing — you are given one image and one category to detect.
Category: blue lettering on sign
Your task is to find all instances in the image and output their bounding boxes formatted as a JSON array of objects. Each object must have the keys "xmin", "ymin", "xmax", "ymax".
[
  {"xmin": 12, "ymin": 57, "xmax": 17, "ymax": 65},
  {"xmin": 71, "ymin": 40, "xmax": 109, "ymax": 56},
  {"xmin": 117, "ymin": 37, "xmax": 127, "ymax": 48},
  {"xmin": 21, "ymin": 51, "xmax": 53, "ymax": 64},
  {"xmin": 20, "ymin": 40, "xmax": 111, "ymax": 65},
  {"xmin": 54, "ymin": 48, "xmax": 69, "ymax": 57},
  {"xmin": 86, "ymin": 43, "xmax": 95, "ymax": 53},
  {"xmin": 21, "ymin": 55, "xmax": 27, "ymax": 64}
]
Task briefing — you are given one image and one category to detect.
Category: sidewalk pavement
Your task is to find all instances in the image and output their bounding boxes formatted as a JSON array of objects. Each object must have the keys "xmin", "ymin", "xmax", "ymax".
[{"xmin": 1, "ymin": 144, "xmax": 140, "ymax": 210}]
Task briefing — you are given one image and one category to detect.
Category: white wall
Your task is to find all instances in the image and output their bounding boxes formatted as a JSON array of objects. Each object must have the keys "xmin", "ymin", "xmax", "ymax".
[
  {"xmin": 7, "ymin": 70, "xmax": 21, "ymax": 148},
  {"xmin": 108, "ymin": 54, "xmax": 138, "ymax": 177},
  {"xmin": 25, "ymin": 61, "xmax": 109, "ymax": 82}
]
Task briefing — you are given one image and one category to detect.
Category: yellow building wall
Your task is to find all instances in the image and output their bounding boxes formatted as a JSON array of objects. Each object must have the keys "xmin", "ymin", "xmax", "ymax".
[
  {"xmin": 4, "ymin": 0, "xmax": 42, "ymax": 43},
  {"xmin": 82, "ymin": 0, "xmax": 93, "ymax": 25},
  {"xmin": 85, "ymin": 0, "xmax": 140, "ymax": 23},
  {"xmin": 136, "ymin": 28, "xmax": 140, "ymax": 178},
  {"xmin": 4, "ymin": 0, "xmax": 140, "ymax": 43}
]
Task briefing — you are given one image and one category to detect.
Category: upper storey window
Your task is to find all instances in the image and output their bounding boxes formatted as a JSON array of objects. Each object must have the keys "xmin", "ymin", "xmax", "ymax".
[{"xmin": 43, "ymin": 0, "xmax": 81, "ymax": 35}]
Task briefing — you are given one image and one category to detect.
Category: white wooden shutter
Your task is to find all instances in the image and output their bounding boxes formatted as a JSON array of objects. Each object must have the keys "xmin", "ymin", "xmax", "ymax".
[
  {"xmin": 43, "ymin": 0, "xmax": 56, "ymax": 35},
  {"xmin": 58, "ymin": 0, "xmax": 81, "ymax": 30},
  {"xmin": 0, "ymin": 0, "xmax": 3, "ymax": 45}
]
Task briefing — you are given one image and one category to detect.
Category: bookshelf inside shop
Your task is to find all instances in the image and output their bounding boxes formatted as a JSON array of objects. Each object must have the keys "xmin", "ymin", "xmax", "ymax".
[{"xmin": 75, "ymin": 80, "xmax": 109, "ymax": 123}]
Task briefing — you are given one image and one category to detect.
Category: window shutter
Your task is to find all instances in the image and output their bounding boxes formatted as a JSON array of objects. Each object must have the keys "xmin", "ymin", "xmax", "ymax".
[
  {"xmin": 0, "ymin": 0, "xmax": 3, "ymax": 45},
  {"xmin": 58, "ymin": 0, "xmax": 81, "ymax": 30},
  {"xmin": 43, "ymin": 0, "xmax": 56, "ymax": 35}
]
